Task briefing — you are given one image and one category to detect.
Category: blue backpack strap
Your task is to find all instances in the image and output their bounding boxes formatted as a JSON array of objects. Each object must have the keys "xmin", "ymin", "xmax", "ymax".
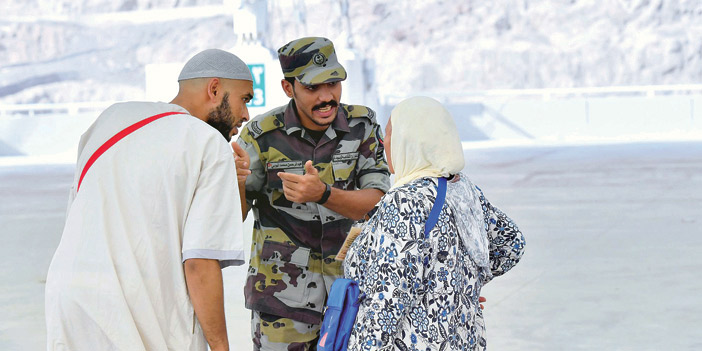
[{"xmin": 424, "ymin": 177, "xmax": 447, "ymax": 239}]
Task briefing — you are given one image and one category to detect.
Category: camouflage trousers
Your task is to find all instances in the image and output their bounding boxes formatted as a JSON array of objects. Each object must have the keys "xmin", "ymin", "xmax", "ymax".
[{"xmin": 251, "ymin": 310, "xmax": 321, "ymax": 351}]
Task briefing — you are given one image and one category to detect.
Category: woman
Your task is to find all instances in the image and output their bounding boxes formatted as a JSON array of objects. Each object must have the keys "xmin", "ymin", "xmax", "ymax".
[{"xmin": 343, "ymin": 96, "xmax": 526, "ymax": 351}]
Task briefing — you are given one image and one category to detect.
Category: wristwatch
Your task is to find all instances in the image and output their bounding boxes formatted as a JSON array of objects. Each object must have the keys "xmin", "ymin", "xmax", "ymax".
[{"xmin": 317, "ymin": 183, "xmax": 332, "ymax": 204}]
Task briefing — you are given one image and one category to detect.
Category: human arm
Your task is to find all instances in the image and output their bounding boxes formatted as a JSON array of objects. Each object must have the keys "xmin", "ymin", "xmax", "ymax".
[
  {"xmin": 278, "ymin": 161, "xmax": 383, "ymax": 220},
  {"xmin": 180, "ymin": 132, "xmax": 246, "ymax": 349},
  {"xmin": 184, "ymin": 258, "xmax": 229, "ymax": 351},
  {"xmin": 234, "ymin": 132, "xmax": 266, "ymax": 221},
  {"xmin": 479, "ymin": 189, "xmax": 526, "ymax": 279},
  {"xmin": 231, "ymin": 140, "xmax": 251, "ymax": 220},
  {"xmin": 323, "ymin": 186, "xmax": 384, "ymax": 220}
]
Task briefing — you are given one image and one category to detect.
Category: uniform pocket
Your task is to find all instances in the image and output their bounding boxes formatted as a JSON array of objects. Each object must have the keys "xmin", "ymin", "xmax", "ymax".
[
  {"xmin": 331, "ymin": 152, "xmax": 359, "ymax": 182},
  {"xmin": 259, "ymin": 240, "xmax": 311, "ymax": 303}
]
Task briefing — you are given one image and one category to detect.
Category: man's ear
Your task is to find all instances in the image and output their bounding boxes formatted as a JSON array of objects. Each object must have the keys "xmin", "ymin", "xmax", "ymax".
[
  {"xmin": 207, "ymin": 78, "xmax": 221, "ymax": 102},
  {"xmin": 281, "ymin": 79, "xmax": 294, "ymax": 98}
]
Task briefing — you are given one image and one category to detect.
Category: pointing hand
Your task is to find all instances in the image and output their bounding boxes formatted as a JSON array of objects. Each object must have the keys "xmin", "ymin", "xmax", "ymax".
[
  {"xmin": 278, "ymin": 160, "xmax": 327, "ymax": 203},
  {"xmin": 231, "ymin": 141, "xmax": 251, "ymax": 183}
]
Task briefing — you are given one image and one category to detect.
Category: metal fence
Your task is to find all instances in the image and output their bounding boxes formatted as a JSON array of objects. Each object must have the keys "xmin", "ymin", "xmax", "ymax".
[
  {"xmin": 3, "ymin": 84, "xmax": 702, "ymax": 118},
  {"xmin": 380, "ymin": 84, "xmax": 702, "ymax": 105},
  {"xmin": 0, "ymin": 101, "xmax": 114, "ymax": 118}
]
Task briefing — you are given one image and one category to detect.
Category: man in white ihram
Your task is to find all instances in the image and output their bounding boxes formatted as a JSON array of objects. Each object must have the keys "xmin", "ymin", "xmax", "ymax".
[{"xmin": 45, "ymin": 49, "xmax": 254, "ymax": 351}]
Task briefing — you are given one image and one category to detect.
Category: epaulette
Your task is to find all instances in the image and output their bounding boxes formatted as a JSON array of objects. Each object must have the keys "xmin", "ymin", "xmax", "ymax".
[
  {"xmin": 244, "ymin": 111, "xmax": 285, "ymax": 139},
  {"xmin": 343, "ymin": 104, "xmax": 377, "ymax": 123}
]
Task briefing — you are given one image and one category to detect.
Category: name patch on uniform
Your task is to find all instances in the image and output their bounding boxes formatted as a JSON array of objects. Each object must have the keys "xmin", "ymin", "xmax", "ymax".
[
  {"xmin": 332, "ymin": 152, "xmax": 359, "ymax": 163},
  {"xmin": 267, "ymin": 160, "xmax": 304, "ymax": 170}
]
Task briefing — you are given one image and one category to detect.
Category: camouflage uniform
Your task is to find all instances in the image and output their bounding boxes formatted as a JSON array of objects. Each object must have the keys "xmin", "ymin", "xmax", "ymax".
[
  {"xmin": 238, "ymin": 100, "xmax": 389, "ymax": 317},
  {"xmin": 236, "ymin": 36, "xmax": 390, "ymax": 350}
]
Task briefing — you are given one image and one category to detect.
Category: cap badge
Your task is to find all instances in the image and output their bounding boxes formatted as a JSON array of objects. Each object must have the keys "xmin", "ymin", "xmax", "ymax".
[{"xmin": 312, "ymin": 52, "xmax": 326, "ymax": 66}]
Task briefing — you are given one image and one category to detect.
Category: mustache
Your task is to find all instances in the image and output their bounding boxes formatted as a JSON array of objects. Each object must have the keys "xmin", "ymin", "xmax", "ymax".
[{"xmin": 312, "ymin": 100, "xmax": 338, "ymax": 111}]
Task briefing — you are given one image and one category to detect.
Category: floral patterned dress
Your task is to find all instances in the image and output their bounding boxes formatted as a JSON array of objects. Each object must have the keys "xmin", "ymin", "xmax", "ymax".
[{"xmin": 343, "ymin": 174, "xmax": 526, "ymax": 351}]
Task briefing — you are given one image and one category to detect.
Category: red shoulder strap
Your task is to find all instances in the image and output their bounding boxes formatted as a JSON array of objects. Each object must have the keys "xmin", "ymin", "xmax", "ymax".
[{"xmin": 77, "ymin": 111, "xmax": 186, "ymax": 192}]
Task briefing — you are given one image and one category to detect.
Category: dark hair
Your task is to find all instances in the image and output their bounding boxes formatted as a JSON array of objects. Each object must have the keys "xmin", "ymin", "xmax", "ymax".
[{"xmin": 284, "ymin": 77, "xmax": 298, "ymax": 96}]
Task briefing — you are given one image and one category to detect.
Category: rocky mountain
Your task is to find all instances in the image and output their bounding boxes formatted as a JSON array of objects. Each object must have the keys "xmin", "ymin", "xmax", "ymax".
[{"xmin": 1, "ymin": 0, "xmax": 701, "ymax": 104}]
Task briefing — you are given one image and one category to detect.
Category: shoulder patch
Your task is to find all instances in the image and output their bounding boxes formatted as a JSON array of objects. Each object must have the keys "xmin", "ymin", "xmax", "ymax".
[
  {"xmin": 245, "ymin": 113, "xmax": 284, "ymax": 139},
  {"xmin": 343, "ymin": 104, "xmax": 376, "ymax": 122}
]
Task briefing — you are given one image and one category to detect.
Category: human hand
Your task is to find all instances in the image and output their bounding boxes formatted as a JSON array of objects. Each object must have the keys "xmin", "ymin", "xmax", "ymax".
[
  {"xmin": 231, "ymin": 141, "xmax": 251, "ymax": 183},
  {"xmin": 278, "ymin": 160, "xmax": 326, "ymax": 203},
  {"xmin": 479, "ymin": 296, "xmax": 486, "ymax": 310}
]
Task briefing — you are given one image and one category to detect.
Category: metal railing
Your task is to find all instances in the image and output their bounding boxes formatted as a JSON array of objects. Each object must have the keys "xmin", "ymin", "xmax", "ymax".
[
  {"xmin": 0, "ymin": 101, "xmax": 114, "ymax": 118},
  {"xmin": 3, "ymin": 84, "xmax": 702, "ymax": 119},
  {"xmin": 381, "ymin": 84, "xmax": 702, "ymax": 105}
]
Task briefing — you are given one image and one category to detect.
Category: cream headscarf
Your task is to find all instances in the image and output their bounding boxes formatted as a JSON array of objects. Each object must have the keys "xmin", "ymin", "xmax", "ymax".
[
  {"xmin": 389, "ymin": 97, "xmax": 490, "ymax": 274},
  {"xmin": 389, "ymin": 96, "xmax": 465, "ymax": 188}
]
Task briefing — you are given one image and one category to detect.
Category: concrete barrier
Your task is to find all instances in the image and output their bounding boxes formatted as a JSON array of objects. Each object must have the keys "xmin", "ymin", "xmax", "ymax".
[
  {"xmin": 381, "ymin": 85, "xmax": 702, "ymax": 144},
  {"xmin": 467, "ymin": 95, "xmax": 701, "ymax": 142},
  {"xmin": 3, "ymin": 86, "xmax": 702, "ymax": 161},
  {"xmin": 0, "ymin": 103, "xmax": 109, "ymax": 160}
]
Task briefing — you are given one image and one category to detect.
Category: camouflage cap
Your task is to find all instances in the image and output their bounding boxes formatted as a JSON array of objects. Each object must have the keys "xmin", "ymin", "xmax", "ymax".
[{"xmin": 277, "ymin": 37, "xmax": 347, "ymax": 86}]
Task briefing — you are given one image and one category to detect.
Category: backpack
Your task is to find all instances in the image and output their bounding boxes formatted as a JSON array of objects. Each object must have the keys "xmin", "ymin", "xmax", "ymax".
[
  {"xmin": 317, "ymin": 177, "xmax": 448, "ymax": 351},
  {"xmin": 317, "ymin": 278, "xmax": 363, "ymax": 351}
]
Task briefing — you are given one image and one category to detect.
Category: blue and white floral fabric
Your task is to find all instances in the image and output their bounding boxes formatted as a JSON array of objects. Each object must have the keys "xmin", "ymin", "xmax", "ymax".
[{"xmin": 344, "ymin": 174, "xmax": 526, "ymax": 351}]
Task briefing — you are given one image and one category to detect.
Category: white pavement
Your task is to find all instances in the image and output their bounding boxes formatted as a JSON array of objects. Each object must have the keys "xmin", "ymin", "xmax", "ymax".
[{"xmin": 1, "ymin": 141, "xmax": 700, "ymax": 350}]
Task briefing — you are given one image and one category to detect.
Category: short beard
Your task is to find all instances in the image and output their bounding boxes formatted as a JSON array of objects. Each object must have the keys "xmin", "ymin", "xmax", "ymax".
[{"xmin": 206, "ymin": 92, "xmax": 234, "ymax": 141}]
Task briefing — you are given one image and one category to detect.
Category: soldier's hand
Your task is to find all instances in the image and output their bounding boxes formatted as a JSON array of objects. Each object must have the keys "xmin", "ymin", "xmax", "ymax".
[
  {"xmin": 278, "ymin": 160, "xmax": 326, "ymax": 203},
  {"xmin": 231, "ymin": 141, "xmax": 251, "ymax": 183}
]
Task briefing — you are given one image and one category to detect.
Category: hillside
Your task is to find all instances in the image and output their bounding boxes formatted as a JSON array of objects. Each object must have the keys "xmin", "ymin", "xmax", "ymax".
[{"xmin": 1, "ymin": 0, "xmax": 701, "ymax": 104}]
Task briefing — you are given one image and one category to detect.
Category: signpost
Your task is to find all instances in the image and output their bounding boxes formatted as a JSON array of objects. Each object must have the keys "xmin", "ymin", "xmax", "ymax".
[{"xmin": 247, "ymin": 64, "xmax": 265, "ymax": 107}]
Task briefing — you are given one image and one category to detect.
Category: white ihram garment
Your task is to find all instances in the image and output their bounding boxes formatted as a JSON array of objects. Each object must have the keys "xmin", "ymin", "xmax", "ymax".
[{"xmin": 45, "ymin": 102, "xmax": 245, "ymax": 351}]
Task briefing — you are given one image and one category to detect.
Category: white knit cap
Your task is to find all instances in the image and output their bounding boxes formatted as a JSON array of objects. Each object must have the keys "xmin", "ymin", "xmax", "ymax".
[{"xmin": 177, "ymin": 49, "xmax": 252, "ymax": 81}]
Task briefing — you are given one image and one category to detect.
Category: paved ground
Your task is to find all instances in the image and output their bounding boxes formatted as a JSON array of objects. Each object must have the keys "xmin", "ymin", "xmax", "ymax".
[{"xmin": 1, "ymin": 141, "xmax": 700, "ymax": 350}]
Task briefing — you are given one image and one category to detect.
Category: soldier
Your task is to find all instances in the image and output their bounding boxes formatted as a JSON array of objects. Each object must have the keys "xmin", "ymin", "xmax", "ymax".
[{"xmin": 233, "ymin": 37, "xmax": 391, "ymax": 350}]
